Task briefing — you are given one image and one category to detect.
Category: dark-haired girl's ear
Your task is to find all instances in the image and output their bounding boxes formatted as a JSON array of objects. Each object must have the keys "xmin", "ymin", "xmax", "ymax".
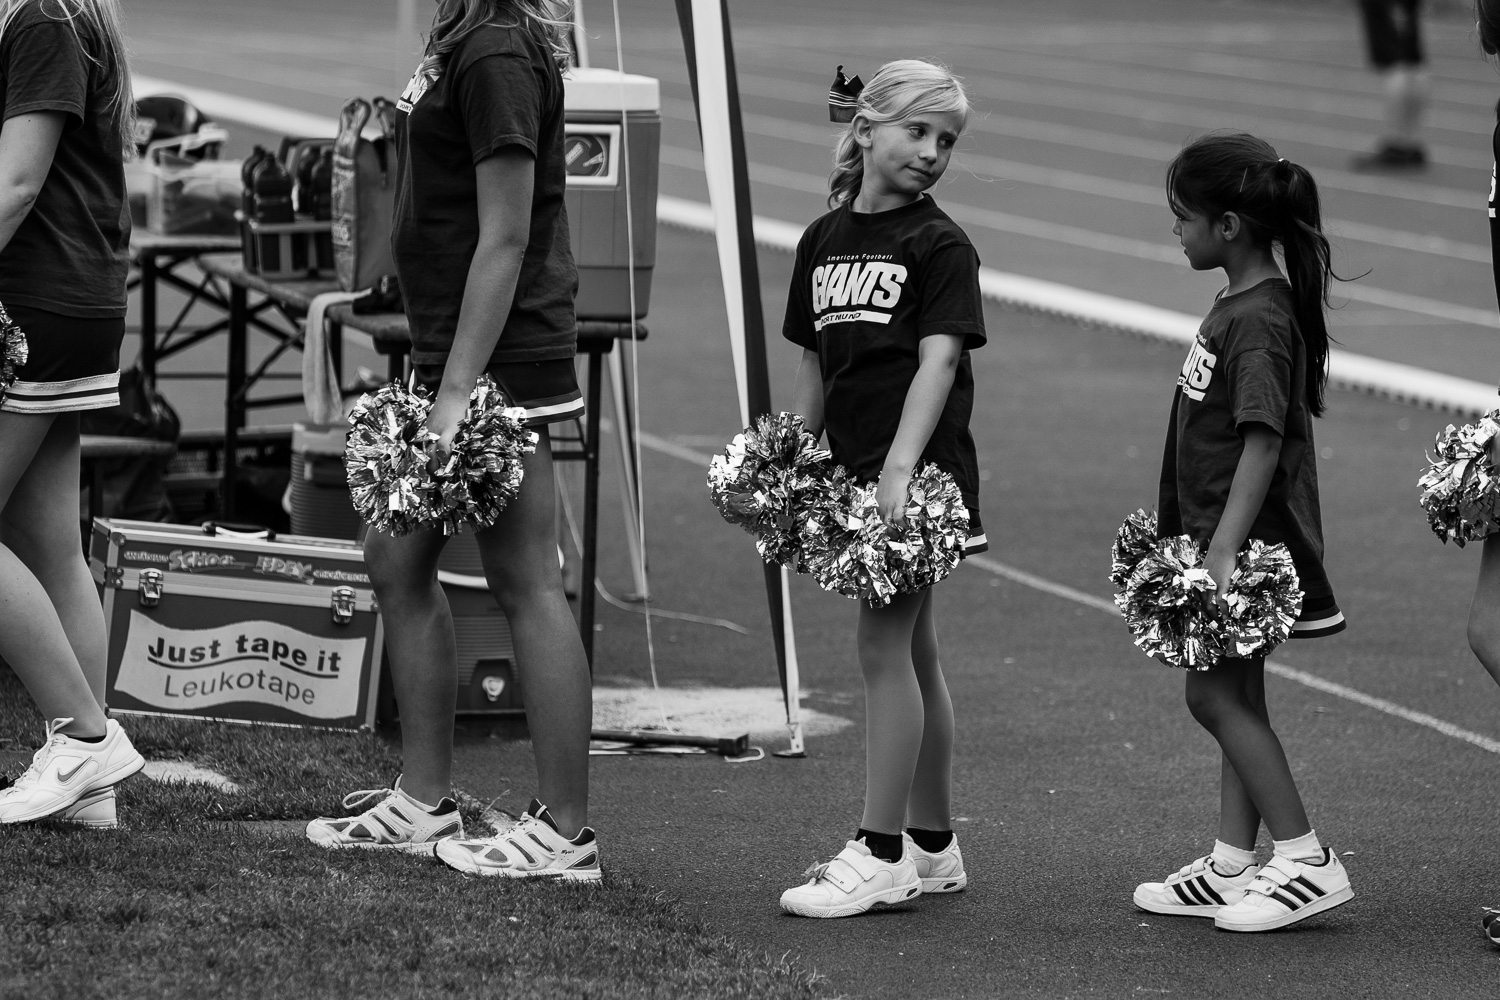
[{"xmin": 1218, "ymin": 211, "xmax": 1243, "ymax": 243}]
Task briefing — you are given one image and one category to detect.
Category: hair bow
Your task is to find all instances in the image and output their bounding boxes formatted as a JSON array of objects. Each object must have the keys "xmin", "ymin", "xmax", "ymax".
[{"xmin": 828, "ymin": 65, "xmax": 864, "ymax": 123}]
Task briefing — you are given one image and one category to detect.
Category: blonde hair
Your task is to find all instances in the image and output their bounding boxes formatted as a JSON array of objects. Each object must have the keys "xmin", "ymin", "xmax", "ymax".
[
  {"xmin": 0, "ymin": 0, "xmax": 133, "ymax": 152},
  {"xmin": 426, "ymin": 0, "xmax": 575, "ymax": 73},
  {"xmin": 828, "ymin": 59, "xmax": 969, "ymax": 208}
]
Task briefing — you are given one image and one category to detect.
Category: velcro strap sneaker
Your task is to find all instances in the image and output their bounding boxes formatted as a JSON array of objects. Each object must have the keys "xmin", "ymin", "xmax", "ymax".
[
  {"xmin": 1214, "ymin": 849, "xmax": 1353, "ymax": 932},
  {"xmin": 779, "ymin": 839, "xmax": 921, "ymax": 919},
  {"xmin": 1134, "ymin": 853, "xmax": 1259, "ymax": 917}
]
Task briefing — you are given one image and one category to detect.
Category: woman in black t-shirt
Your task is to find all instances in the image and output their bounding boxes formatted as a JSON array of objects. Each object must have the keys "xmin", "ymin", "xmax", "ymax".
[
  {"xmin": 0, "ymin": 0, "xmax": 146, "ymax": 827},
  {"xmin": 1467, "ymin": 0, "xmax": 1500, "ymax": 947},
  {"xmin": 307, "ymin": 0, "xmax": 599, "ymax": 880}
]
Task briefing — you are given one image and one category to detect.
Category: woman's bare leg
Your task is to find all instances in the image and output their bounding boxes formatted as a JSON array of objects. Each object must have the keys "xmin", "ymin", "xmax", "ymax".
[
  {"xmin": 476, "ymin": 437, "xmax": 591, "ymax": 838},
  {"xmin": 0, "ymin": 410, "xmax": 107, "ymax": 736}
]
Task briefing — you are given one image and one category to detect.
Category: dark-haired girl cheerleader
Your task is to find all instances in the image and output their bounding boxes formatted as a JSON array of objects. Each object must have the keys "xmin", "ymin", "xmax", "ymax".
[{"xmin": 1131, "ymin": 133, "xmax": 1353, "ymax": 933}]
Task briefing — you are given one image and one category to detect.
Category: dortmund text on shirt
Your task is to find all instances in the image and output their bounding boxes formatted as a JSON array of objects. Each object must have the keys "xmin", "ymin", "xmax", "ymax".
[{"xmin": 811, "ymin": 261, "xmax": 909, "ymax": 330}]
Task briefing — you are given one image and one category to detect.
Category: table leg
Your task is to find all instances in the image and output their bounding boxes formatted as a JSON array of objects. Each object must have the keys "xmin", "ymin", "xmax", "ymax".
[
  {"xmin": 223, "ymin": 283, "xmax": 247, "ymax": 519},
  {"xmin": 140, "ymin": 253, "xmax": 157, "ymax": 382},
  {"xmin": 579, "ymin": 349, "xmax": 603, "ymax": 669},
  {"xmin": 329, "ymin": 319, "xmax": 344, "ymax": 387}
]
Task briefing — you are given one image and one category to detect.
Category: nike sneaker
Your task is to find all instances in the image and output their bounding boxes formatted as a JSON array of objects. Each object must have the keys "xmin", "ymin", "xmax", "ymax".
[{"xmin": 0, "ymin": 718, "xmax": 144, "ymax": 824}]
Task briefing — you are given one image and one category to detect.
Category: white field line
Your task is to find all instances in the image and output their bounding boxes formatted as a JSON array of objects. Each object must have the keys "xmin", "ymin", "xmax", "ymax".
[
  {"xmin": 136, "ymin": 76, "xmax": 1497, "ymax": 413},
  {"xmin": 656, "ymin": 196, "xmax": 1499, "ymax": 415},
  {"xmin": 619, "ymin": 427, "xmax": 1500, "ymax": 756}
]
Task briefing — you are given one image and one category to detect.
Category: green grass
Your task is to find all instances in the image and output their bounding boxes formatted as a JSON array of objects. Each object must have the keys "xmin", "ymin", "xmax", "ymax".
[{"xmin": 0, "ymin": 669, "xmax": 837, "ymax": 1000}]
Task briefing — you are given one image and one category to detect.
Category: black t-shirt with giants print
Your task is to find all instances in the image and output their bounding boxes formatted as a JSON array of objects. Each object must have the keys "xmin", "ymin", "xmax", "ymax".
[
  {"xmin": 1156, "ymin": 277, "xmax": 1333, "ymax": 601},
  {"xmin": 782, "ymin": 196, "xmax": 986, "ymax": 511}
]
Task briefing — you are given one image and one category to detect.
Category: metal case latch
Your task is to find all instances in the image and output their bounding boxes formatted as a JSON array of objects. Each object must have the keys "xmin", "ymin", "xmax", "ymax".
[
  {"xmin": 138, "ymin": 569, "xmax": 165, "ymax": 607},
  {"xmin": 331, "ymin": 586, "xmax": 356, "ymax": 624}
]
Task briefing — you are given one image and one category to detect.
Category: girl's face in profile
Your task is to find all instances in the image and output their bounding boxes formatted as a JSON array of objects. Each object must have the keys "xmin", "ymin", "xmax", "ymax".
[
  {"xmin": 1171, "ymin": 203, "xmax": 1226, "ymax": 272},
  {"xmin": 860, "ymin": 109, "xmax": 965, "ymax": 203}
]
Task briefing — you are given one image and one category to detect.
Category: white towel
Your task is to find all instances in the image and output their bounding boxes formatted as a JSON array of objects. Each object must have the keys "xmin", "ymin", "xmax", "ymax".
[{"xmin": 302, "ymin": 290, "xmax": 362, "ymax": 425}]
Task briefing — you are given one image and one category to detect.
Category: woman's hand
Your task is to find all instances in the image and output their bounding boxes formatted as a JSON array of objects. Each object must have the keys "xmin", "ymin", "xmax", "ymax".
[
  {"xmin": 425, "ymin": 396, "xmax": 467, "ymax": 459},
  {"xmin": 876, "ymin": 466, "xmax": 913, "ymax": 526}
]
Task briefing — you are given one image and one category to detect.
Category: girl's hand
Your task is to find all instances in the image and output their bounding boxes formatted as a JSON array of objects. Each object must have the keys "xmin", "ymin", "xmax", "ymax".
[
  {"xmin": 876, "ymin": 467, "xmax": 913, "ymax": 526},
  {"xmin": 1203, "ymin": 544, "xmax": 1237, "ymax": 610}
]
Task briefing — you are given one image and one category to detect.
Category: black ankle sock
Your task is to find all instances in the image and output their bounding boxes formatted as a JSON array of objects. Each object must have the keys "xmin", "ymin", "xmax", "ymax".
[
  {"xmin": 856, "ymin": 829, "xmax": 904, "ymax": 863},
  {"xmin": 906, "ymin": 827, "xmax": 953, "ymax": 853},
  {"xmin": 69, "ymin": 733, "xmax": 106, "ymax": 744}
]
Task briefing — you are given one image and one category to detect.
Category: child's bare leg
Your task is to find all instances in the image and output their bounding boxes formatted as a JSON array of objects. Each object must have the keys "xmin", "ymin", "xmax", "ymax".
[
  {"xmin": 1215, "ymin": 666, "xmax": 1269, "ymax": 850},
  {"xmin": 1185, "ymin": 656, "xmax": 1310, "ymax": 842},
  {"xmin": 906, "ymin": 588, "xmax": 953, "ymax": 832},
  {"xmin": 857, "ymin": 589, "xmax": 927, "ymax": 835},
  {"xmin": 1468, "ymin": 534, "xmax": 1500, "ymax": 685}
]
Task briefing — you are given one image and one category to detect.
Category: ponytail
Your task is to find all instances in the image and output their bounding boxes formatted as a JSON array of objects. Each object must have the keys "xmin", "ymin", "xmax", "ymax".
[
  {"xmin": 826, "ymin": 59, "xmax": 968, "ymax": 209},
  {"xmin": 1167, "ymin": 132, "xmax": 1346, "ymax": 417},
  {"xmin": 1479, "ymin": 0, "xmax": 1500, "ymax": 56}
]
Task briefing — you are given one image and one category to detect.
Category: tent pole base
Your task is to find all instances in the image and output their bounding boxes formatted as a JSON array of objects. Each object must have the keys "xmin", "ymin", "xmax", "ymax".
[
  {"xmin": 591, "ymin": 728, "xmax": 749, "ymax": 757},
  {"xmin": 773, "ymin": 721, "xmax": 806, "ymax": 758}
]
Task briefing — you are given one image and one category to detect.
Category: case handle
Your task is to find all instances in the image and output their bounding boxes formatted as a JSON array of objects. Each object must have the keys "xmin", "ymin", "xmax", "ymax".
[{"xmin": 202, "ymin": 521, "xmax": 276, "ymax": 542}]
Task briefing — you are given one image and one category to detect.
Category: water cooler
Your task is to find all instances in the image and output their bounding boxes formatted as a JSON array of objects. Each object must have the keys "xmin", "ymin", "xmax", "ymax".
[
  {"xmin": 289, "ymin": 422, "xmax": 360, "ymax": 540},
  {"xmin": 562, "ymin": 66, "xmax": 660, "ymax": 319}
]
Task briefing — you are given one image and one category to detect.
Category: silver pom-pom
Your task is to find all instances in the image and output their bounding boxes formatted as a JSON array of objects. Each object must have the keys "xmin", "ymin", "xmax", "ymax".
[
  {"xmin": 432, "ymin": 376, "xmax": 537, "ymax": 536},
  {"xmin": 345, "ymin": 382, "xmax": 442, "ymax": 537},
  {"xmin": 809, "ymin": 464, "xmax": 970, "ymax": 607},
  {"xmin": 1418, "ymin": 411, "xmax": 1500, "ymax": 546},
  {"xmin": 345, "ymin": 376, "xmax": 536, "ymax": 537},
  {"xmin": 0, "ymin": 301, "xmax": 28, "ymax": 406},
  {"xmin": 707, "ymin": 412, "xmax": 833, "ymax": 570},
  {"xmin": 1110, "ymin": 507, "xmax": 1158, "ymax": 594},
  {"xmin": 1114, "ymin": 519, "xmax": 1303, "ymax": 669}
]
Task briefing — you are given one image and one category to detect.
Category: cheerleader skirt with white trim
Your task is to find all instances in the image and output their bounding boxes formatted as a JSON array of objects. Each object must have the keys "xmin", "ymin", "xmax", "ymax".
[{"xmin": 0, "ymin": 304, "xmax": 123, "ymax": 414}]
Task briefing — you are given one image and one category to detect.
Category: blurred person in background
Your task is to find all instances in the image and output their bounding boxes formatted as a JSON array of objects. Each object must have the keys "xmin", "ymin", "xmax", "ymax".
[
  {"xmin": 0, "ymin": 0, "xmax": 145, "ymax": 828},
  {"xmin": 1353, "ymin": 0, "xmax": 1430, "ymax": 170}
]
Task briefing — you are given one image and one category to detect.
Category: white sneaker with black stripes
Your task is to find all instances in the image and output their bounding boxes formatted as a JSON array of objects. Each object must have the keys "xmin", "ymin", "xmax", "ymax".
[
  {"xmin": 434, "ymin": 799, "xmax": 602, "ymax": 881},
  {"xmin": 1214, "ymin": 849, "xmax": 1353, "ymax": 932},
  {"xmin": 1133, "ymin": 854, "xmax": 1259, "ymax": 917},
  {"xmin": 305, "ymin": 778, "xmax": 464, "ymax": 853}
]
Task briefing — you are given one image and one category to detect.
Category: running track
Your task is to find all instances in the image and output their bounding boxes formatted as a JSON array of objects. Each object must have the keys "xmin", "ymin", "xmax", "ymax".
[{"xmin": 122, "ymin": 1, "xmax": 1500, "ymax": 996}]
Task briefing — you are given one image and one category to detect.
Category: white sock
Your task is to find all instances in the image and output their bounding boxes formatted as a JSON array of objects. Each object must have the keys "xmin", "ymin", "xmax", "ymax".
[
  {"xmin": 1273, "ymin": 829, "xmax": 1323, "ymax": 864},
  {"xmin": 1211, "ymin": 840, "xmax": 1257, "ymax": 877}
]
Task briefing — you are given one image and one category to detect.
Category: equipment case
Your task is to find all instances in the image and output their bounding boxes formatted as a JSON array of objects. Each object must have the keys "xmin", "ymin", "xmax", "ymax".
[{"xmin": 89, "ymin": 518, "xmax": 383, "ymax": 731}]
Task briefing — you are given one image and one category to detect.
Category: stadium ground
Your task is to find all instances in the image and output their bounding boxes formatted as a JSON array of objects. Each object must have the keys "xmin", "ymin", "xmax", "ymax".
[{"xmin": 31, "ymin": 0, "xmax": 1500, "ymax": 996}]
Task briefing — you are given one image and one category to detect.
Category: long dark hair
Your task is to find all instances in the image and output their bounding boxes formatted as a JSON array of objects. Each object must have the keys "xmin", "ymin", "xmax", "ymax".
[
  {"xmin": 425, "ymin": 0, "xmax": 573, "ymax": 71},
  {"xmin": 1167, "ymin": 132, "xmax": 1337, "ymax": 417},
  {"xmin": 1479, "ymin": 0, "xmax": 1500, "ymax": 55}
]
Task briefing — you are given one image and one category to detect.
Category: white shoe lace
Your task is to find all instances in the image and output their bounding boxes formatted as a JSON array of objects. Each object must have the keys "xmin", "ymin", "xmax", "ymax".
[
  {"xmin": 8, "ymin": 718, "xmax": 75, "ymax": 791},
  {"xmin": 339, "ymin": 787, "xmax": 395, "ymax": 812}
]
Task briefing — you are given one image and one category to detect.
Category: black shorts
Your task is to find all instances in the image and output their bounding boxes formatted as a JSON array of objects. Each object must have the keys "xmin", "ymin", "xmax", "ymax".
[
  {"xmin": 0, "ymin": 303, "xmax": 123, "ymax": 414},
  {"xmin": 411, "ymin": 358, "xmax": 583, "ymax": 427},
  {"xmin": 1360, "ymin": 0, "xmax": 1423, "ymax": 68}
]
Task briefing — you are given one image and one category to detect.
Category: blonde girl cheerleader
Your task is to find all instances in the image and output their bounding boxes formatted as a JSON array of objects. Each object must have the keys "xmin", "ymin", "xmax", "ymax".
[
  {"xmin": 306, "ymin": 0, "xmax": 600, "ymax": 880},
  {"xmin": 777, "ymin": 60, "xmax": 987, "ymax": 918},
  {"xmin": 1468, "ymin": 0, "xmax": 1500, "ymax": 947},
  {"xmin": 1130, "ymin": 133, "xmax": 1354, "ymax": 933},
  {"xmin": 0, "ymin": 0, "xmax": 146, "ymax": 826}
]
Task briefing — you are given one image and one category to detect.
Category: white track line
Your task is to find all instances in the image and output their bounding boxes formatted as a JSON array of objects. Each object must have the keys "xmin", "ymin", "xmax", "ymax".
[{"xmin": 612, "ymin": 433, "xmax": 1500, "ymax": 757}]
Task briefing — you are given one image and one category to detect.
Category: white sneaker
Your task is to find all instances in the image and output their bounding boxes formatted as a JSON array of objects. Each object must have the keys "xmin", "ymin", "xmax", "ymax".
[
  {"xmin": 0, "ymin": 718, "xmax": 144, "ymax": 824},
  {"xmin": 779, "ymin": 839, "xmax": 922, "ymax": 918},
  {"xmin": 1134, "ymin": 854, "xmax": 1260, "ymax": 917},
  {"xmin": 1214, "ymin": 850, "xmax": 1353, "ymax": 932},
  {"xmin": 904, "ymin": 832, "xmax": 967, "ymax": 893},
  {"xmin": 435, "ymin": 799, "xmax": 601, "ymax": 881},
  {"xmin": 306, "ymin": 778, "xmax": 464, "ymax": 853},
  {"xmin": 54, "ymin": 787, "xmax": 118, "ymax": 829}
]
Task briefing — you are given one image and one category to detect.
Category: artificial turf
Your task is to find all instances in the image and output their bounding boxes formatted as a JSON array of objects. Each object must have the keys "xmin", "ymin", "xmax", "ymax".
[{"xmin": 0, "ymin": 668, "xmax": 839, "ymax": 1000}]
